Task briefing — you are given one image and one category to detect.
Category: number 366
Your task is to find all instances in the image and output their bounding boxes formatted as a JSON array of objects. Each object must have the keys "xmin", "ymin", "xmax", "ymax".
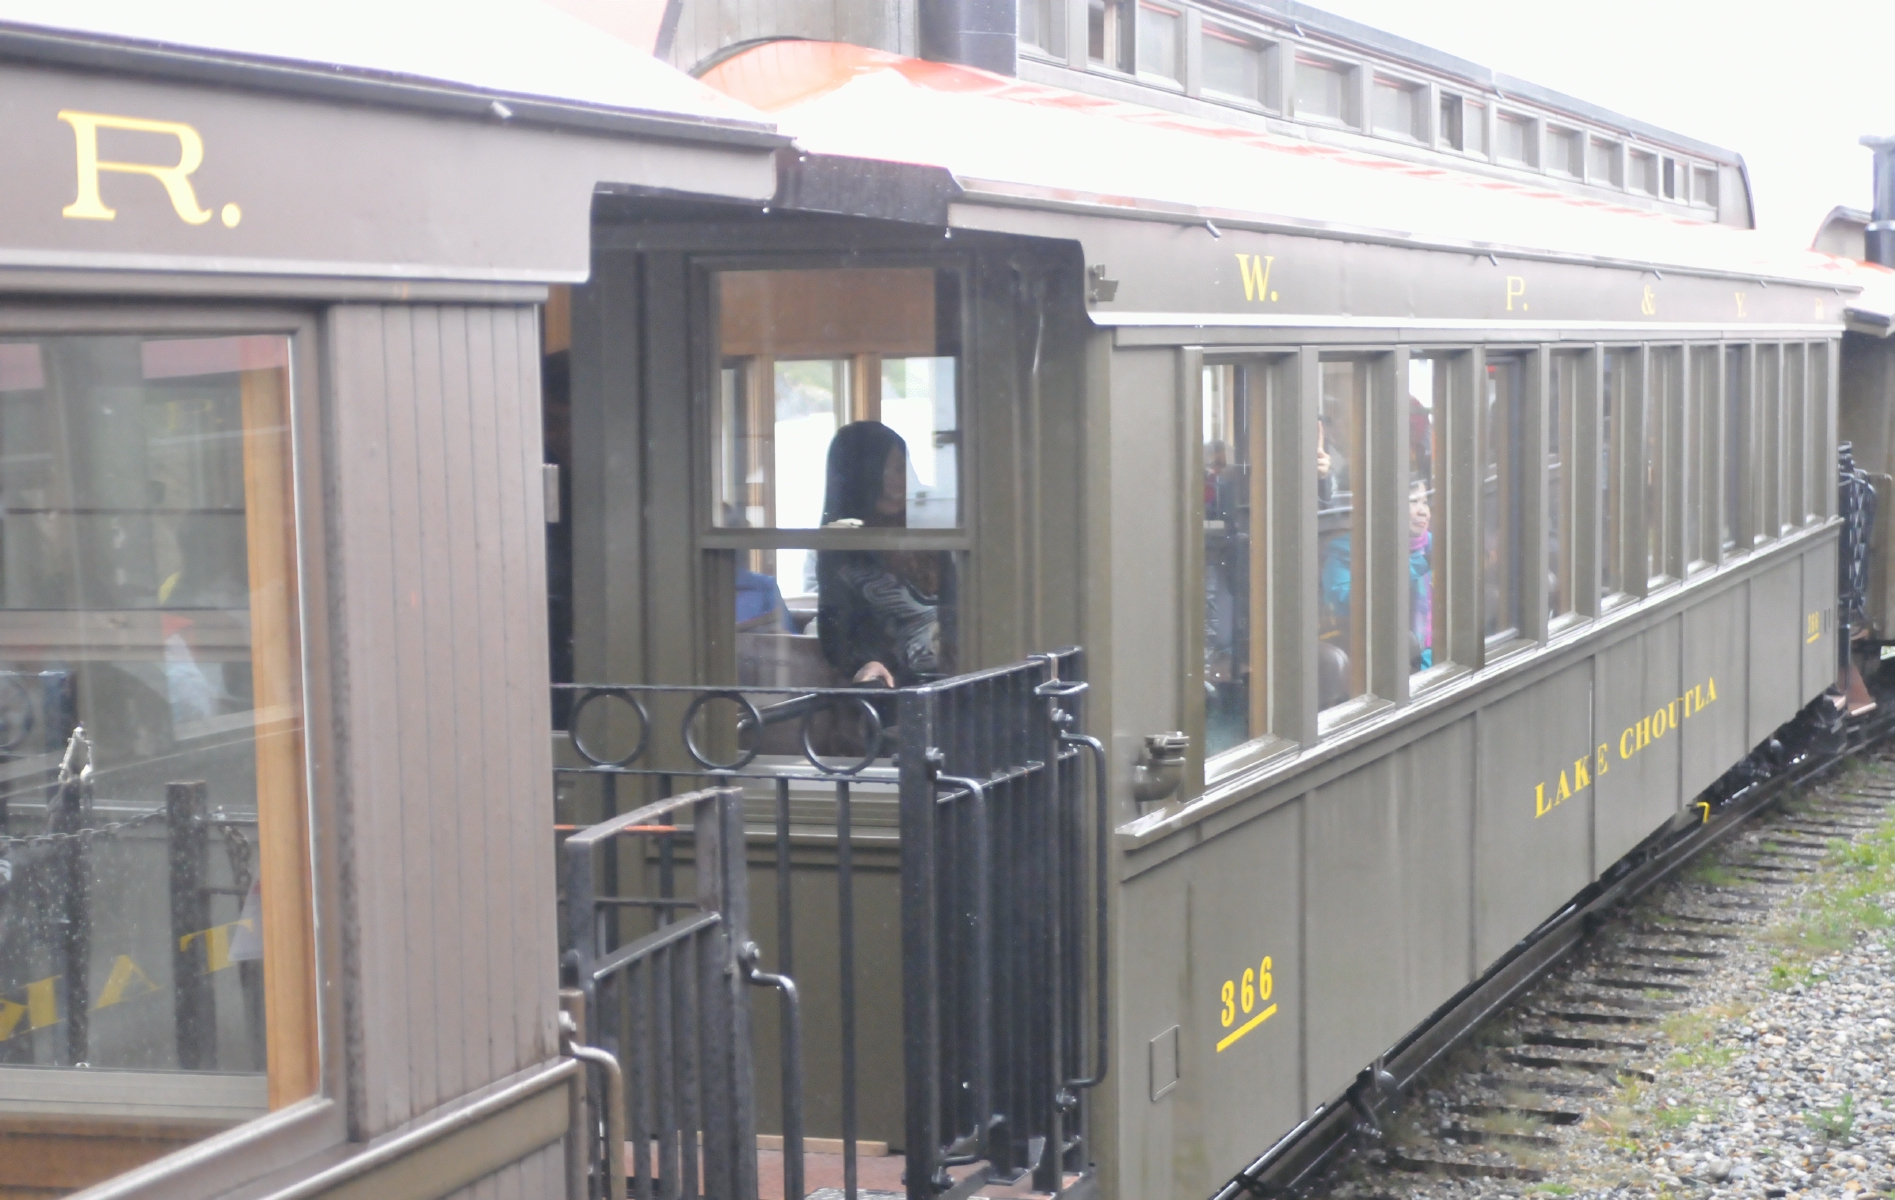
[{"xmin": 1219, "ymin": 956, "xmax": 1273, "ymax": 1028}]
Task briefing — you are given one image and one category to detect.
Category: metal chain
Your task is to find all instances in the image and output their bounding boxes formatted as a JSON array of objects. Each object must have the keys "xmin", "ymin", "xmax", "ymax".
[
  {"xmin": 0, "ymin": 804, "xmax": 165, "ymax": 848},
  {"xmin": 0, "ymin": 724, "xmax": 164, "ymax": 849}
]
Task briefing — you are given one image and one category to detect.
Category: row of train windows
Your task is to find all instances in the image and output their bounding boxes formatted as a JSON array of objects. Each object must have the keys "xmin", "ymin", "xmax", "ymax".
[
  {"xmin": 1018, "ymin": 0, "xmax": 1721, "ymax": 210},
  {"xmin": 1200, "ymin": 343, "xmax": 1833, "ymax": 760}
]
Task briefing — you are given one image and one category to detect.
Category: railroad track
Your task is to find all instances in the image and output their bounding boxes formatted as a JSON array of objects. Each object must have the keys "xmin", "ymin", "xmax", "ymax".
[{"xmin": 1297, "ymin": 734, "xmax": 1895, "ymax": 1197}]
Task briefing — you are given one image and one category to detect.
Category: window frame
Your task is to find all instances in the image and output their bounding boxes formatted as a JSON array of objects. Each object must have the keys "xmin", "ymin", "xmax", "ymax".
[
  {"xmin": 694, "ymin": 253, "xmax": 975, "ymax": 550},
  {"xmin": 0, "ymin": 300, "xmax": 342, "ymax": 1189}
]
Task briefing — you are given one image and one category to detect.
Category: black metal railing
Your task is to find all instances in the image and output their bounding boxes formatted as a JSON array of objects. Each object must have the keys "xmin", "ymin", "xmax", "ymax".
[
  {"xmin": 552, "ymin": 649, "xmax": 1107, "ymax": 1200},
  {"xmin": 564, "ymin": 786, "xmax": 758, "ymax": 1200},
  {"xmin": 0, "ymin": 724, "xmax": 262, "ymax": 1071}
]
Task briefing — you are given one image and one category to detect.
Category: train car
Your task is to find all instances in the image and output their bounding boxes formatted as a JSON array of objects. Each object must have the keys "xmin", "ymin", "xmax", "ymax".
[
  {"xmin": 542, "ymin": 5, "xmax": 1895, "ymax": 1200},
  {"xmin": 0, "ymin": 5, "xmax": 785, "ymax": 1200}
]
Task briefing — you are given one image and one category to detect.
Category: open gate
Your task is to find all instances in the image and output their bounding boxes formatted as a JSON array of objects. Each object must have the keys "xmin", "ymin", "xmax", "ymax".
[{"xmin": 556, "ymin": 650, "xmax": 1106, "ymax": 1200}]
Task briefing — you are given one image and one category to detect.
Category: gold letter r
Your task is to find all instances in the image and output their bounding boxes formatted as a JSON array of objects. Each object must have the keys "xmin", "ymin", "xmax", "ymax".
[{"xmin": 58, "ymin": 110, "xmax": 213, "ymax": 225}]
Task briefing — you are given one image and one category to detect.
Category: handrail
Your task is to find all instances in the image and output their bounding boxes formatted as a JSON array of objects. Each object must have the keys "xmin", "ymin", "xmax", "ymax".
[
  {"xmin": 741, "ymin": 940, "xmax": 804, "ymax": 1200},
  {"xmin": 1061, "ymin": 732, "xmax": 1111, "ymax": 1093},
  {"xmin": 934, "ymin": 773, "xmax": 995, "ymax": 1162},
  {"xmin": 568, "ymin": 1043, "xmax": 627, "ymax": 1200}
]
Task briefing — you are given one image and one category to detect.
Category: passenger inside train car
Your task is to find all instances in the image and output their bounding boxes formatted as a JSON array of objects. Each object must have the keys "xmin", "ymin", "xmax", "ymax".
[{"xmin": 714, "ymin": 267, "xmax": 962, "ymax": 690}]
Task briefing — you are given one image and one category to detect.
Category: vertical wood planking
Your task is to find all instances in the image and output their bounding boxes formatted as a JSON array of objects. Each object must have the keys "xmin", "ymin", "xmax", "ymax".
[
  {"xmin": 328, "ymin": 303, "xmax": 558, "ymax": 1138},
  {"xmin": 498, "ymin": 304, "xmax": 560, "ymax": 1070},
  {"xmin": 327, "ymin": 307, "xmax": 411, "ymax": 1137},
  {"xmin": 434, "ymin": 306, "xmax": 483, "ymax": 1101},
  {"xmin": 464, "ymin": 304, "xmax": 512, "ymax": 1087}
]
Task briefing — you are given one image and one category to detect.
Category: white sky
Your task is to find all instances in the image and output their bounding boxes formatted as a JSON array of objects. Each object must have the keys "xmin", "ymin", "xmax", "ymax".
[{"xmin": 1305, "ymin": 0, "xmax": 1895, "ymax": 249}]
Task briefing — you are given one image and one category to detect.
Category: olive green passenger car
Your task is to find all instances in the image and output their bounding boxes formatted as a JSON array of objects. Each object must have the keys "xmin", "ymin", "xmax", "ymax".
[{"xmin": 547, "ymin": 10, "xmax": 1882, "ymax": 1198}]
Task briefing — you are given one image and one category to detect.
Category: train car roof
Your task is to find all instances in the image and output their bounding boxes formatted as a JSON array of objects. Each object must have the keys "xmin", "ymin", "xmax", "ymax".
[
  {"xmin": 703, "ymin": 42, "xmax": 1864, "ymax": 298},
  {"xmin": 0, "ymin": 0, "xmax": 780, "ymax": 145}
]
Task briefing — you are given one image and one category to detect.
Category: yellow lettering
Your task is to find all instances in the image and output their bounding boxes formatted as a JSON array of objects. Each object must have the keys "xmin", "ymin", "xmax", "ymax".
[
  {"xmin": 1572, "ymin": 755, "xmax": 1590, "ymax": 791},
  {"xmin": 1220, "ymin": 979, "xmax": 1235, "ymax": 1028},
  {"xmin": 1637, "ymin": 717, "xmax": 1652, "ymax": 750},
  {"xmin": 1641, "ymin": 285, "xmax": 1656, "ymax": 316},
  {"xmin": 180, "ymin": 922, "xmax": 237, "ymax": 973},
  {"xmin": 1694, "ymin": 683, "xmax": 1707, "ymax": 710},
  {"xmin": 1597, "ymin": 743, "xmax": 1609, "ymax": 775},
  {"xmin": 1620, "ymin": 727, "xmax": 1636, "ymax": 759},
  {"xmin": 1556, "ymin": 771, "xmax": 1572, "ymax": 802},
  {"xmin": 1506, "ymin": 275, "xmax": 1527, "ymax": 312},
  {"xmin": 95, "ymin": 955, "xmax": 160, "ymax": 1009},
  {"xmin": 1707, "ymin": 676, "xmax": 1717, "ymax": 702},
  {"xmin": 1734, "ymin": 292, "xmax": 1747, "ymax": 318},
  {"xmin": 1535, "ymin": 781, "xmax": 1549, "ymax": 817},
  {"xmin": 1241, "ymin": 967, "xmax": 1256, "ymax": 1013},
  {"xmin": 58, "ymin": 110, "xmax": 213, "ymax": 225},
  {"xmin": 25, "ymin": 977, "xmax": 57, "ymax": 1031},
  {"xmin": 1236, "ymin": 253, "xmax": 1276, "ymax": 303},
  {"xmin": 1651, "ymin": 707, "xmax": 1668, "ymax": 739},
  {"xmin": 1259, "ymin": 955, "xmax": 1272, "ymax": 1001}
]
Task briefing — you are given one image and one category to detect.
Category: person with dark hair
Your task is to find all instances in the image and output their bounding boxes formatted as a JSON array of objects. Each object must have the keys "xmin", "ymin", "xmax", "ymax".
[{"xmin": 816, "ymin": 421, "xmax": 954, "ymax": 687}]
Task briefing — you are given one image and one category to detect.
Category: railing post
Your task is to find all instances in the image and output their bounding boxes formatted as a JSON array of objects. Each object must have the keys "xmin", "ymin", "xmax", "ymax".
[
  {"xmin": 899, "ymin": 688, "xmax": 944, "ymax": 1199},
  {"xmin": 167, "ymin": 781, "xmax": 213, "ymax": 1069},
  {"xmin": 697, "ymin": 786, "xmax": 758, "ymax": 1200}
]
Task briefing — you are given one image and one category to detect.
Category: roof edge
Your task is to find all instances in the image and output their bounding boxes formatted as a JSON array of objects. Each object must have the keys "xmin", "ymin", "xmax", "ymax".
[{"xmin": 0, "ymin": 20, "xmax": 790, "ymax": 151}]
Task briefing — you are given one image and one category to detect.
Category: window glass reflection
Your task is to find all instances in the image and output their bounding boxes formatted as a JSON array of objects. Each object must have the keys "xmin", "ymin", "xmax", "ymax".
[
  {"xmin": 1601, "ymin": 350, "xmax": 1627, "ymax": 597},
  {"xmin": 1723, "ymin": 346, "xmax": 1743, "ymax": 552},
  {"xmin": 1548, "ymin": 353, "xmax": 1576, "ymax": 620},
  {"xmin": 1407, "ymin": 357, "xmax": 1443, "ymax": 672},
  {"xmin": 0, "ymin": 334, "xmax": 312, "ymax": 1177},
  {"xmin": 1648, "ymin": 348, "xmax": 1678, "ymax": 581},
  {"xmin": 1319, "ymin": 361, "xmax": 1366, "ymax": 708},
  {"xmin": 1202, "ymin": 363, "xmax": 1265, "ymax": 755},
  {"xmin": 1483, "ymin": 357, "xmax": 1526, "ymax": 641},
  {"xmin": 714, "ymin": 267, "xmax": 961, "ymax": 600}
]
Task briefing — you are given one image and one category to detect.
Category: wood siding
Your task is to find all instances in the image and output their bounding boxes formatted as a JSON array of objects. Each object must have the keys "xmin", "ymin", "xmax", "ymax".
[
  {"xmin": 325, "ymin": 304, "xmax": 559, "ymax": 1140},
  {"xmin": 433, "ymin": 1139, "xmax": 565, "ymax": 1200}
]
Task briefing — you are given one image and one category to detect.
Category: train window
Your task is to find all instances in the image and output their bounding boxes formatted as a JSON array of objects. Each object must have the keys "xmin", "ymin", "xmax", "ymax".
[
  {"xmin": 1463, "ymin": 100, "xmax": 1487, "ymax": 156},
  {"xmin": 1438, "ymin": 93, "xmax": 1463, "ymax": 151},
  {"xmin": 1408, "ymin": 357, "xmax": 1446, "ymax": 675},
  {"xmin": 1693, "ymin": 165, "xmax": 1719, "ymax": 209},
  {"xmin": 1663, "ymin": 157, "xmax": 1680, "ymax": 200},
  {"xmin": 1482, "ymin": 355, "xmax": 1527, "ymax": 643},
  {"xmin": 1372, "ymin": 76, "xmax": 1424, "ymax": 141},
  {"xmin": 1629, "ymin": 150, "xmax": 1659, "ymax": 196},
  {"xmin": 713, "ymin": 267, "xmax": 963, "ymax": 690},
  {"xmin": 1294, "ymin": 54, "xmax": 1356, "ymax": 127},
  {"xmin": 1600, "ymin": 350, "xmax": 1632, "ymax": 600},
  {"xmin": 1546, "ymin": 127, "xmax": 1583, "ymax": 178},
  {"xmin": 1089, "ymin": 0, "xmax": 1134, "ymax": 72},
  {"xmin": 0, "ymin": 333, "xmax": 315, "ymax": 1142},
  {"xmin": 1785, "ymin": 343, "xmax": 1806, "ymax": 534},
  {"xmin": 1648, "ymin": 347, "xmax": 1682, "ymax": 584},
  {"xmin": 1319, "ymin": 360, "xmax": 1369, "ymax": 709},
  {"xmin": 1547, "ymin": 352, "xmax": 1580, "ymax": 623},
  {"xmin": 1722, "ymin": 344, "xmax": 1746, "ymax": 553},
  {"xmin": 1136, "ymin": 3, "xmax": 1182, "ymax": 82},
  {"xmin": 1808, "ymin": 342, "xmax": 1831, "ymax": 523},
  {"xmin": 1202, "ymin": 362, "xmax": 1268, "ymax": 753},
  {"xmin": 1020, "ymin": 0, "xmax": 1067, "ymax": 57},
  {"xmin": 1497, "ymin": 112, "xmax": 1537, "ymax": 167},
  {"xmin": 1686, "ymin": 346, "xmax": 1718, "ymax": 571},
  {"xmin": 1756, "ymin": 343, "xmax": 1781, "ymax": 542},
  {"xmin": 1203, "ymin": 26, "xmax": 1270, "ymax": 107},
  {"xmin": 1588, "ymin": 137, "xmax": 1624, "ymax": 188}
]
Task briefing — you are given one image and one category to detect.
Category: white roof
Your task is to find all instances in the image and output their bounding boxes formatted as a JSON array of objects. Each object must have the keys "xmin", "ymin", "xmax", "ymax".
[{"xmin": 0, "ymin": 0, "xmax": 772, "ymax": 131}]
